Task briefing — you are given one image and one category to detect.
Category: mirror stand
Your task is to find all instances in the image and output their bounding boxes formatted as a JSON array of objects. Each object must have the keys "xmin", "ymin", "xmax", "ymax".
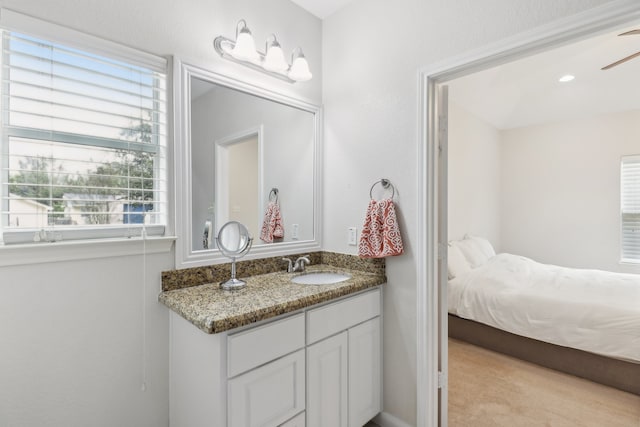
[{"xmin": 220, "ymin": 253, "xmax": 251, "ymax": 290}]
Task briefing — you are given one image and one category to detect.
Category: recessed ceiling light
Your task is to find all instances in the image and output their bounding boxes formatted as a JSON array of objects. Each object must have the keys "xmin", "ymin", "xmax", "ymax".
[{"xmin": 559, "ymin": 74, "xmax": 575, "ymax": 83}]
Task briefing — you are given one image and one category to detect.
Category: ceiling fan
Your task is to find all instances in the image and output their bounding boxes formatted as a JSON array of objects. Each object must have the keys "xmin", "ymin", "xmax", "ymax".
[{"xmin": 602, "ymin": 29, "xmax": 640, "ymax": 70}]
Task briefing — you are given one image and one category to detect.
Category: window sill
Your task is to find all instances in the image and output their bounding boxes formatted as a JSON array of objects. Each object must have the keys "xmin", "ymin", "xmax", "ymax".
[{"xmin": 0, "ymin": 236, "xmax": 176, "ymax": 267}]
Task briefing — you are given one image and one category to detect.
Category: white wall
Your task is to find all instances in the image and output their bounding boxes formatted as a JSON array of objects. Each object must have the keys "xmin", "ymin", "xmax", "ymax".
[
  {"xmin": 501, "ymin": 110, "xmax": 640, "ymax": 274},
  {"xmin": 0, "ymin": 1, "xmax": 321, "ymax": 426},
  {"xmin": 321, "ymin": 0, "xmax": 615, "ymax": 424},
  {"xmin": 448, "ymin": 102, "xmax": 502, "ymax": 248},
  {"xmin": 0, "ymin": 251, "xmax": 174, "ymax": 427}
]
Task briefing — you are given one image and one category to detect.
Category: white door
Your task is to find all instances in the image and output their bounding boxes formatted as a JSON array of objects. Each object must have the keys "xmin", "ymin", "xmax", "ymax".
[
  {"xmin": 437, "ymin": 85, "xmax": 449, "ymax": 426},
  {"xmin": 348, "ymin": 317, "xmax": 381, "ymax": 427},
  {"xmin": 307, "ymin": 331, "xmax": 348, "ymax": 427}
]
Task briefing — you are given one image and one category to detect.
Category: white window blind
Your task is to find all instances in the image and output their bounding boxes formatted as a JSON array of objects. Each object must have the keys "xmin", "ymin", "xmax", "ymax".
[
  {"xmin": 1, "ymin": 29, "xmax": 167, "ymax": 244},
  {"xmin": 621, "ymin": 155, "xmax": 640, "ymax": 262}
]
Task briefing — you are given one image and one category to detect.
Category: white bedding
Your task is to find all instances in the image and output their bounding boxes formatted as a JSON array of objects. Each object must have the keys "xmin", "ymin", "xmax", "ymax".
[{"xmin": 448, "ymin": 253, "xmax": 640, "ymax": 362}]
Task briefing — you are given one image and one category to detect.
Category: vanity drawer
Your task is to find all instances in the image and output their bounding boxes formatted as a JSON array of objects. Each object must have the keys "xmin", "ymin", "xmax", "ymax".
[
  {"xmin": 228, "ymin": 313, "xmax": 305, "ymax": 377},
  {"xmin": 306, "ymin": 288, "xmax": 381, "ymax": 345}
]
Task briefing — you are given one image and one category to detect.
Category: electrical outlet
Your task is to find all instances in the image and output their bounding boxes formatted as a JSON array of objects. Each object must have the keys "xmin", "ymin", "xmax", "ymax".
[
  {"xmin": 348, "ymin": 227, "xmax": 357, "ymax": 245},
  {"xmin": 292, "ymin": 224, "xmax": 299, "ymax": 239}
]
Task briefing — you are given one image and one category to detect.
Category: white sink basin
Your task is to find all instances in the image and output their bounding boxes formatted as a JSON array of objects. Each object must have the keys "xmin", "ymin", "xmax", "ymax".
[{"xmin": 291, "ymin": 272, "xmax": 351, "ymax": 285}]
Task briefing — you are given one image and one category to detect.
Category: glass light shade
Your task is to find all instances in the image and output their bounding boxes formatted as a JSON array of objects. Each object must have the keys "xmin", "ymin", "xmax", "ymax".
[
  {"xmin": 288, "ymin": 56, "xmax": 312, "ymax": 82},
  {"xmin": 231, "ymin": 30, "xmax": 259, "ymax": 63},
  {"xmin": 263, "ymin": 44, "xmax": 288, "ymax": 72}
]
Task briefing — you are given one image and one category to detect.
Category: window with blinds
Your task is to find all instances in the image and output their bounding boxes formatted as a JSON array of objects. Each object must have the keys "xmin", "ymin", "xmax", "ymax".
[
  {"xmin": 621, "ymin": 155, "xmax": 640, "ymax": 262},
  {"xmin": 1, "ymin": 30, "xmax": 167, "ymax": 244}
]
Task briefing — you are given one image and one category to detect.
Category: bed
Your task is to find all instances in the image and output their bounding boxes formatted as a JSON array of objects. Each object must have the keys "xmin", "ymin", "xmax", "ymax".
[{"xmin": 447, "ymin": 237, "xmax": 640, "ymax": 395}]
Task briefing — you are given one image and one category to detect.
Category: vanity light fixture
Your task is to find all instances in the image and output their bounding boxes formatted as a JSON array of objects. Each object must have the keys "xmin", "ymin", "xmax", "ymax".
[
  {"xmin": 214, "ymin": 19, "xmax": 313, "ymax": 83},
  {"xmin": 288, "ymin": 47, "xmax": 312, "ymax": 82},
  {"xmin": 229, "ymin": 20, "xmax": 260, "ymax": 63},
  {"xmin": 263, "ymin": 34, "xmax": 288, "ymax": 72}
]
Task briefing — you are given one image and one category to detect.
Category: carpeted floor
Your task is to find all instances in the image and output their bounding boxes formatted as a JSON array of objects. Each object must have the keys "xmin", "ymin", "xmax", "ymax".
[{"xmin": 448, "ymin": 338, "xmax": 640, "ymax": 427}]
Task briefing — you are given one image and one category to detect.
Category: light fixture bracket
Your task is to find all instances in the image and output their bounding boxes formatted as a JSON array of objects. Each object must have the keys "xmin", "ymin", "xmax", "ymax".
[{"xmin": 214, "ymin": 36, "xmax": 296, "ymax": 83}]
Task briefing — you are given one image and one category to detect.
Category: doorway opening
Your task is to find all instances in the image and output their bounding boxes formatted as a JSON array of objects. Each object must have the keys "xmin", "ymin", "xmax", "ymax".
[
  {"xmin": 214, "ymin": 126, "xmax": 264, "ymax": 242},
  {"xmin": 416, "ymin": 3, "xmax": 640, "ymax": 427}
]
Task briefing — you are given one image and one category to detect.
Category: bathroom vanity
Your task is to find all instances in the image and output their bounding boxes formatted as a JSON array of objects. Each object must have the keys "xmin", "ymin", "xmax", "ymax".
[
  {"xmin": 166, "ymin": 59, "xmax": 383, "ymax": 426},
  {"xmin": 160, "ymin": 255, "xmax": 385, "ymax": 427}
]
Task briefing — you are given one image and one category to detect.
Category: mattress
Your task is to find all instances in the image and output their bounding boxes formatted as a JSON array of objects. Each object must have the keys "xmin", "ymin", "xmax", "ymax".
[{"xmin": 448, "ymin": 253, "xmax": 640, "ymax": 362}]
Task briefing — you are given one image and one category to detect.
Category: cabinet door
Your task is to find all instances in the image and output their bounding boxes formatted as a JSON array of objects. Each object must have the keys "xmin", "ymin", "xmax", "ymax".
[
  {"xmin": 307, "ymin": 331, "xmax": 348, "ymax": 427},
  {"xmin": 228, "ymin": 349, "xmax": 305, "ymax": 427},
  {"xmin": 348, "ymin": 317, "xmax": 381, "ymax": 427}
]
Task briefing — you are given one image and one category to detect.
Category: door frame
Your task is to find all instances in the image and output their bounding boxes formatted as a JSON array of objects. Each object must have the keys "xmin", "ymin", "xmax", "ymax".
[{"xmin": 416, "ymin": 2, "xmax": 640, "ymax": 426}]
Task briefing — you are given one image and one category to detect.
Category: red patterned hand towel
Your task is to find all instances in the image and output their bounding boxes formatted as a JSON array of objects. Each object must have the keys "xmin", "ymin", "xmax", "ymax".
[
  {"xmin": 260, "ymin": 202, "xmax": 284, "ymax": 243},
  {"xmin": 358, "ymin": 198, "xmax": 404, "ymax": 258}
]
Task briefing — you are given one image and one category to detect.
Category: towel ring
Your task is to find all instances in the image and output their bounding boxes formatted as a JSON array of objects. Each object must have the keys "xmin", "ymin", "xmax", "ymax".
[
  {"xmin": 369, "ymin": 179, "xmax": 395, "ymax": 200},
  {"xmin": 269, "ymin": 188, "xmax": 279, "ymax": 203}
]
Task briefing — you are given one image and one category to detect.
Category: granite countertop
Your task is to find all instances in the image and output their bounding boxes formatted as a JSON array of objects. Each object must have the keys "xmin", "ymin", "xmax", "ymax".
[{"xmin": 159, "ymin": 264, "xmax": 386, "ymax": 334}]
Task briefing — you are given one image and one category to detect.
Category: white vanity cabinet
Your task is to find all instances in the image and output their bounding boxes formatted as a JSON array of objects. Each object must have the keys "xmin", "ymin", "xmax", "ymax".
[
  {"xmin": 306, "ymin": 290, "xmax": 382, "ymax": 427},
  {"xmin": 168, "ymin": 287, "xmax": 381, "ymax": 427}
]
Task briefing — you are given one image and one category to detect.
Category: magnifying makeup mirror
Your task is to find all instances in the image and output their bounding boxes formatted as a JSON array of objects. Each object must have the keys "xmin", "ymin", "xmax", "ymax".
[{"xmin": 216, "ymin": 221, "xmax": 253, "ymax": 290}]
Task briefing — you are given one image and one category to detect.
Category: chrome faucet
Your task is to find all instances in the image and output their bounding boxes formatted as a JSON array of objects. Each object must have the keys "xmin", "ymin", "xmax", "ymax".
[
  {"xmin": 282, "ymin": 256, "xmax": 311, "ymax": 273},
  {"xmin": 293, "ymin": 256, "xmax": 311, "ymax": 272},
  {"xmin": 282, "ymin": 258, "xmax": 293, "ymax": 273}
]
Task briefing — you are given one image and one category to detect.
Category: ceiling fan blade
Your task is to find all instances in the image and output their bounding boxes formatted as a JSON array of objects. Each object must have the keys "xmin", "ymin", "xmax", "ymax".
[
  {"xmin": 619, "ymin": 29, "xmax": 640, "ymax": 36},
  {"xmin": 602, "ymin": 50, "xmax": 640, "ymax": 70}
]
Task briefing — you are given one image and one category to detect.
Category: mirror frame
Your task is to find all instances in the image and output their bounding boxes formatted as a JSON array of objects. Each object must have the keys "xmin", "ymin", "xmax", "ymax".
[{"xmin": 174, "ymin": 60, "xmax": 322, "ymax": 268}]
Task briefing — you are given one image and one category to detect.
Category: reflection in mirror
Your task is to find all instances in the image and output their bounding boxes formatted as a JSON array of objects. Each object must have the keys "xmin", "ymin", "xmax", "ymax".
[
  {"xmin": 216, "ymin": 221, "xmax": 253, "ymax": 290},
  {"xmin": 218, "ymin": 220, "xmax": 251, "ymax": 254},
  {"xmin": 190, "ymin": 76, "xmax": 315, "ymax": 251},
  {"xmin": 214, "ymin": 127, "xmax": 260, "ymax": 241},
  {"xmin": 175, "ymin": 61, "xmax": 321, "ymax": 268}
]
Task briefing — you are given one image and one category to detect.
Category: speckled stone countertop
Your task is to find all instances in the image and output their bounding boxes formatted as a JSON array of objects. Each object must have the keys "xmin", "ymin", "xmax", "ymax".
[{"xmin": 159, "ymin": 263, "xmax": 386, "ymax": 334}]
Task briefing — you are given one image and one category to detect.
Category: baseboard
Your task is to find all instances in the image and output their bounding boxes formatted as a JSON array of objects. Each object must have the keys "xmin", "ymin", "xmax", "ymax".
[{"xmin": 374, "ymin": 412, "xmax": 413, "ymax": 427}]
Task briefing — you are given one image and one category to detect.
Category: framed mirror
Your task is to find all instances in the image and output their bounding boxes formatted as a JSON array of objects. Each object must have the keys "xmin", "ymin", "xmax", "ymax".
[{"xmin": 175, "ymin": 60, "xmax": 322, "ymax": 268}]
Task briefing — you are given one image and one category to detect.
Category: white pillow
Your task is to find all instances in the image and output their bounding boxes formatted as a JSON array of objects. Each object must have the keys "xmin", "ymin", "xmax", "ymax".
[
  {"xmin": 465, "ymin": 234, "xmax": 496, "ymax": 260},
  {"xmin": 456, "ymin": 238, "xmax": 488, "ymax": 268},
  {"xmin": 448, "ymin": 243, "xmax": 471, "ymax": 279}
]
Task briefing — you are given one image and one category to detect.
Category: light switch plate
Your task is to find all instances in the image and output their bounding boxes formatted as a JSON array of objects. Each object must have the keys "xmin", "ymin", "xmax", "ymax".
[
  {"xmin": 292, "ymin": 224, "xmax": 299, "ymax": 240},
  {"xmin": 348, "ymin": 227, "xmax": 357, "ymax": 245}
]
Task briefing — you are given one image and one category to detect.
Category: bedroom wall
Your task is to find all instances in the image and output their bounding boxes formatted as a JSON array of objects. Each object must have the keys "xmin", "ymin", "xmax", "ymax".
[
  {"xmin": 500, "ymin": 109, "xmax": 640, "ymax": 274},
  {"xmin": 448, "ymin": 101, "xmax": 502, "ymax": 249},
  {"xmin": 322, "ymin": 1, "xmax": 617, "ymax": 425}
]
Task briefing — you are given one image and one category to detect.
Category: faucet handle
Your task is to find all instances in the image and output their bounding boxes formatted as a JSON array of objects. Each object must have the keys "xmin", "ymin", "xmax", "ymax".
[
  {"xmin": 282, "ymin": 258, "xmax": 293, "ymax": 273},
  {"xmin": 293, "ymin": 255, "xmax": 311, "ymax": 272}
]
